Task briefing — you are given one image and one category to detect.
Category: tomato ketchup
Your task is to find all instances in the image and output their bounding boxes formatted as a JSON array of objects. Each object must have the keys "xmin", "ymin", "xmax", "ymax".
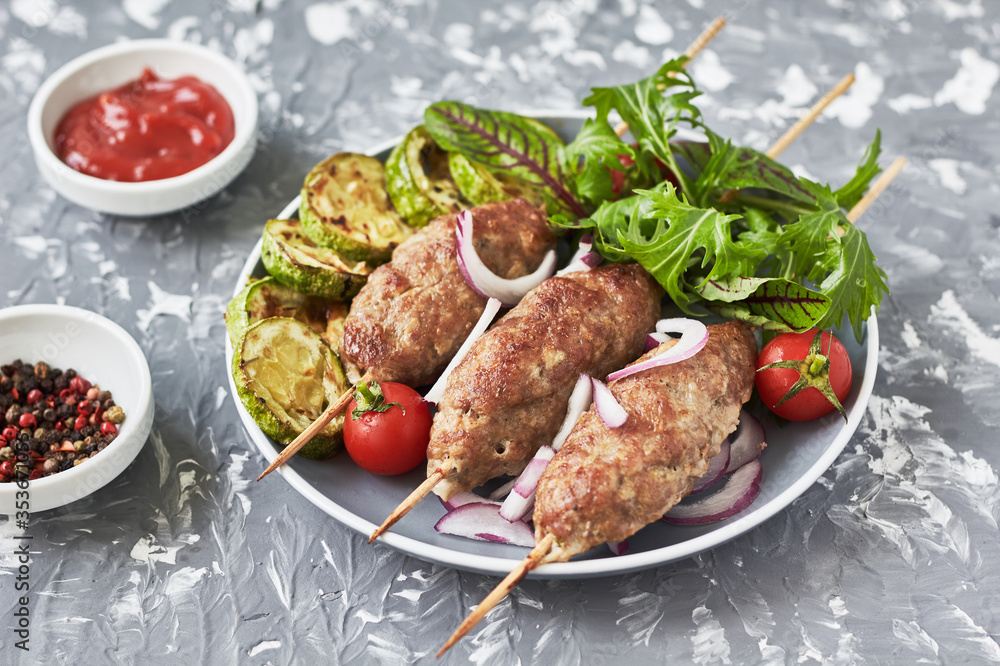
[{"xmin": 54, "ymin": 68, "xmax": 235, "ymax": 182}]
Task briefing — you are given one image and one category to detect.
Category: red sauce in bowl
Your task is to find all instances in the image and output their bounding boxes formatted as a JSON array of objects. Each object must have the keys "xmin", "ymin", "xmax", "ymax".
[{"xmin": 54, "ymin": 68, "xmax": 236, "ymax": 182}]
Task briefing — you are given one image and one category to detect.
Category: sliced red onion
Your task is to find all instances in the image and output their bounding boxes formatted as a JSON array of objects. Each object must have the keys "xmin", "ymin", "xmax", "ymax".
[
  {"xmin": 456, "ymin": 210, "xmax": 556, "ymax": 306},
  {"xmin": 488, "ymin": 478, "xmax": 517, "ymax": 501},
  {"xmin": 643, "ymin": 331, "xmax": 670, "ymax": 353},
  {"xmin": 434, "ymin": 501, "xmax": 536, "ymax": 547},
  {"xmin": 550, "ymin": 374, "xmax": 593, "ymax": 452},
  {"xmin": 725, "ymin": 409, "xmax": 766, "ymax": 474},
  {"xmin": 662, "ymin": 459, "xmax": 762, "ymax": 525},
  {"xmin": 607, "ymin": 539, "xmax": 629, "ymax": 556},
  {"xmin": 557, "ymin": 251, "xmax": 602, "ymax": 276},
  {"xmin": 690, "ymin": 439, "xmax": 731, "ymax": 495},
  {"xmin": 592, "ymin": 377, "xmax": 627, "ymax": 428},
  {"xmin": 499, "ymin": 446, "xmax": 555, "ymax": 523},
  {"xmin": 511, "ymin": 446, "xmax": 555, "ymax": 498},
  {"xmin": 440, "ymin": 491, "xmax": 500, "ymax": 512},
  {"xmin": 424, "ymin": 297, "xmax": 502, "ymax": 404},
  {"xmin": 607, "ymin": 318, "xmax": 709, "ymax": 382}
]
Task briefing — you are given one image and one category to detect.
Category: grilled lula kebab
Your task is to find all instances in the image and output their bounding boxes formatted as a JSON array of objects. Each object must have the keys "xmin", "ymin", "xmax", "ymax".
[
  {"xmin": 369, "ymin": 262, "xmax": 662, "ymax": 539},
  {"xmin": 257, "ymin": 199, "xmax": 556, "ymax": 480},
  {"xmin": 436, "ymin": 320, "xmax": 757, "ymax": 655}
]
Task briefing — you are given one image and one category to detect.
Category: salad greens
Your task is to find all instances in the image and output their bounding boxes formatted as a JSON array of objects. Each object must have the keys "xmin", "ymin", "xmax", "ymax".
[{"xmin": 423, "ymin": 58, "xmax": 889, "ymax": 341}]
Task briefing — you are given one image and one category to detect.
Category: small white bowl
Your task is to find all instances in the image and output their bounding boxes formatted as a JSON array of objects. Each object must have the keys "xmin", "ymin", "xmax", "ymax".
[
  {"xmin": 0, "ymin": 305, "xmax": 154, "ymax": 514},
  {"xmin": 27, "ymin": 39, "xmax": 258, "ymax": 217}
]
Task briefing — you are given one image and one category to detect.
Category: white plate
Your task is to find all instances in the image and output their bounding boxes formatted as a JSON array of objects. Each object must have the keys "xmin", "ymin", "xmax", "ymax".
[{"xmin": 226, "ymin": 112, "xmax": 878, "ymax": 579}]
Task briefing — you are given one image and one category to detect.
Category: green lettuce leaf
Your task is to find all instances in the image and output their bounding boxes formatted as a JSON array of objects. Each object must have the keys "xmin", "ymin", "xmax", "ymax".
[
  {"xmin": 564, "ymin": 118, "xmax": 633, "ymax": 208},
  {"xmin": 778, "ymin": 179, "xmax": 848, "ymax": 280},
  {"xmin": 834, "ymin": 130, "xmax": 882, "ymax": 210},
  {"xmin": 617, "ymin": 185, "xmax": 749, "ymax": 311},
  {"xmin": 813, "ymin": 223, "xmax": 889, "ymax": 339},
  {"xmin": 582, "ymin": 58, "xmax": 701, "ymax": 189}
]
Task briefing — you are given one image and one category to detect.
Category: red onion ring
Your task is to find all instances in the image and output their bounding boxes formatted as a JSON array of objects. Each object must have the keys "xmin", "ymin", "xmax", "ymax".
[
  {"xmin": 607, "ymin": 318, "xmax": 709, "ymax": 382},
  {"xmin": 592, "ymin": 377, "xmax": 627, "ymax": 428},
  {"xmin": 643, "ymin": 331, "xmax": 670, "ymax": 353},
  {"xmin": 690, "ymin": 439, "xmax": 731, "ymax": 495},
  {"xmin": 725, "ymin": 409, "xmax": 766, "ymax": 474},
  {"xmin": 606, "ymin": 539, "xmax": 629, "ymax": 556},
  {"xmin": 499, "ymin": 446, "xmax": 555, "ymax": 523},
  {"xmin": 424, "ymin": 297, "xmax": 502, "ymax": 404},
  {"xmin": 662, "ymin": 459, "xmax": 762, "ymax": 525},
  {"xmin": 456, "ymin": 210, "xmax": 556, "ymax": 306},
  {"xmin": 551, "ymin": 374, "xmax": 593, "ymax": 451},
  {"xmin": 556, "ymin": 251, "xmax": 602, "ymax": 276},
  {"xmin": 434, "ymin": 501, "xmax": 535, "ymax": 547},
  {"xmin": 440, "ymin": 492, "xmax": 500, "ymax": 512}
]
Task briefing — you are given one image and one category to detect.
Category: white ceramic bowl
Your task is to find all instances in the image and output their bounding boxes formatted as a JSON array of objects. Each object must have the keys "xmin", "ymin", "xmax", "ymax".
[
  {"xmin": 0, "ymin": 305, "xmax": 154, "ymax": 514},
  {"xmin": 27, "ymin": 39, "xmax": 258, "ymax": 217}
]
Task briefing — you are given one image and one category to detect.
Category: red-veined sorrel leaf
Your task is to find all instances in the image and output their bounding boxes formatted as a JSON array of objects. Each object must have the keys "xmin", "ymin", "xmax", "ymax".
[{"xmin": 424, "ymin": 101, "xmax": 586, "ymax": 218}]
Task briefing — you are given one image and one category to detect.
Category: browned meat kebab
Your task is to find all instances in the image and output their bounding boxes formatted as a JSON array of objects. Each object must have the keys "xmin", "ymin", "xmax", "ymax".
[
  {"xmin": 534, "ymin": 320, "xmax": 757, "ymax": 562},
  {"xmin": 341, "ymin": 198, "xmax": 555, "ymax": 387},
  {"xmin": 428, "ymin": 263, "xmax": 663, "ymax": 500},
  {"xmin": 437, "ymin": 321, "xmax": 757, "ymax": 655}
]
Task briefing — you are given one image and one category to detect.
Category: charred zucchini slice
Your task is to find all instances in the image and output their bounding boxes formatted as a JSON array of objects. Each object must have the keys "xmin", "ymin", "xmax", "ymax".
[
  {"xmin": 232, "ymin": 317, "xmax": 350, "ymax": 460},
  {"xmin": 447, "ymin": 152, "xmax": 547, "ymax": 208},
  {"xmin": 261, "ymin": 218, "xmax": 371, "ymax": 300},
  {"xmin": 299, "ymin": 153, "xmax": 412, "ymax": 263},
  {"xmin": 225, "ymin": 276, "xmax": 347, "ymax": 348},
  {"xmin": 385, "ymin": 125, "xmax": 464, "ymax": 227}
]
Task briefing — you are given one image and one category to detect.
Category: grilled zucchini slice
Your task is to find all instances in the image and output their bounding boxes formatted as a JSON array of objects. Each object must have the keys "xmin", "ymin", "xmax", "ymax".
[
  {"xmin": 261, "ymin": 218, "xmax": 371, "ymax": 300},
  {"xmin": 232, "ymin": 317, "xmax": 350, "ymax": 460},
  {"xmin": 299, "ymin": 153, "xmax": 412, "ymax": 263},
  {"xmin": 225, "ymin": 276, "xmax": 348, "ymax": 349},
  {"xmin": 385, "ymin": 125, "xmax": 464, "ymax": 227}
]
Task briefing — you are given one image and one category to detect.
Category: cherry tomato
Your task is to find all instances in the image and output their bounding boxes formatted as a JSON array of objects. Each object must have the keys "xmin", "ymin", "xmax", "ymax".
[
  {"xmin": 344, "ymin": 382, "xmax": 432, "ymax": 475},
  {"xmin": 755, "ymin": 329, "xmax": 853, "ymax": 421}
]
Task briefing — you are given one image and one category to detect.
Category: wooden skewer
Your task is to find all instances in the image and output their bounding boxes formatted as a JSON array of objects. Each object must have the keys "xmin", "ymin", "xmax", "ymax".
[
  {"xmin": 846, "ymin": 156, "xmax": 906, "ymax": 223},
  {"xmin": 614, "ymin": 16, "xmax": 726, "ymax": 137},
  {"xmin": 717, "ymin": 72, "xmax": 856, "ymax": 204},
  {"xmin": 437, "ymin": 534, "xmax": 556, "ymax": 658},
  {"xmin": 256, "ymin": 370, "xmax": 373, "ymax": 481},
  {"xmin": 368, "ymin": 458, "xmax": 454, "ymax": 542},
  {"xmin": 766, "ymin": 72, "xmax": 855, "ymax": 159}
]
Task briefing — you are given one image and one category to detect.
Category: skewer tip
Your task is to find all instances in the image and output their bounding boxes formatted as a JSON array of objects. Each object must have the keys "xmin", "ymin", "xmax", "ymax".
[
  {"xmin": 368, "ymin": 461, "xmax": 453, "ymax": 543},
  {"xmin": 436, "ymin": 534, "xmax": 557, "ymax": 657}
]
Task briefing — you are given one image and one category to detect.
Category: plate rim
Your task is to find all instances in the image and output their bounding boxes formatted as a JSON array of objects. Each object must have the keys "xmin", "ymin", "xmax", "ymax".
[{"xmin": 227, "ymin": 112, "xmax": 879, "ymax": 578}]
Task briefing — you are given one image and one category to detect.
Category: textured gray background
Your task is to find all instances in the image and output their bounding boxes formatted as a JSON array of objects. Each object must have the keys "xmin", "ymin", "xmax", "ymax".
[{"xmin": 2, "ymin": 0, "xmax": 999, "ymax": 664}]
